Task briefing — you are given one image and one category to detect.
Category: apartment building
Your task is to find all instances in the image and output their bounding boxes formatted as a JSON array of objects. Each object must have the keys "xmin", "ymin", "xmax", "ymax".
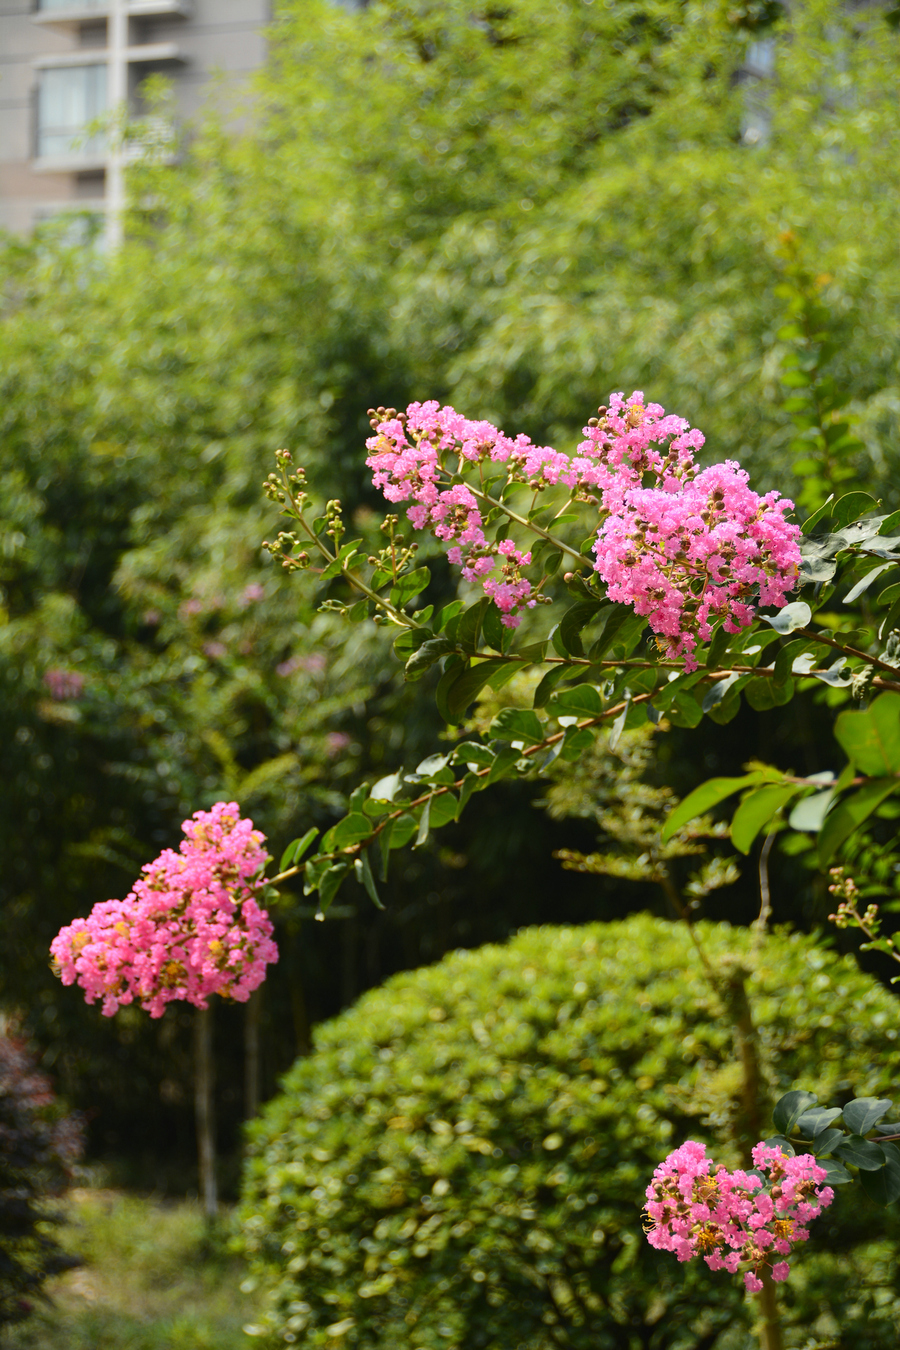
[{"xmin": 0, "ymin": 0, "xmax": 272, "ymax": 241}]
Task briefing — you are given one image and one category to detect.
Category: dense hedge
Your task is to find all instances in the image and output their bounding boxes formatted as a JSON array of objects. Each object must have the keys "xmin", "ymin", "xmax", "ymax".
[
  {"xmin": 239, "ymin": 917, "xmax": 900, "ymax": 1348},
  {"xmin": 0, "ymin": 1030, "xmax": 81, "ymax": 1326}
]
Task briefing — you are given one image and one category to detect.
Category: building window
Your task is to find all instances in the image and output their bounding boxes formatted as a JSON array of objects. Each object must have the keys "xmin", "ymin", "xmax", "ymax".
[{"xmin": 37, "ymin": 65, "xmax": 108, "ymax": 158}]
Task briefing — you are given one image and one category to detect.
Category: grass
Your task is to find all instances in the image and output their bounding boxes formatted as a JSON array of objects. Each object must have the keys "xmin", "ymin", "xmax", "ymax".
[{"xmin": 6, "ymin": 1189, "xmax": 259, "ymax": 1350}]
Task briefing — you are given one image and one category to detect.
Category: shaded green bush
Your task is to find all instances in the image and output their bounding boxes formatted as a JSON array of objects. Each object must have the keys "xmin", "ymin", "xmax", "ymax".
[
  {"xmin": 0, "ymin": 1030, "xmax": 81, "ymax": 1326},
  {"xmin": 239, "ymin": 917, "xmax": 900, "ymax": 1348}
]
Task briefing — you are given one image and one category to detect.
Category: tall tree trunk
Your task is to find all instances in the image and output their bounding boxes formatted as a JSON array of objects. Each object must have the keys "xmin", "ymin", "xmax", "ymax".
[
  {"xmin": 194, "ymin": 1004, "xmax": 217, "ymax": 1222},
  {"xmin": 244, "ymin": 987, "xmax": 261, "ymax": 1120}
]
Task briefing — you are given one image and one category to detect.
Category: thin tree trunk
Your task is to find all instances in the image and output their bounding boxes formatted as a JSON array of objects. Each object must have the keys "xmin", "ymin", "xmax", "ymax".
[
  {"xmin": 194, "ymin": 1004, "xmax": 217, "ymax": 1222},
  {"xmin": 244, "ymin": 987, "xmax": 261, "ymax": 1120},
  {"xmin": 756, "ymin": 1268, "xmax": 785, "ymax": 1350}
]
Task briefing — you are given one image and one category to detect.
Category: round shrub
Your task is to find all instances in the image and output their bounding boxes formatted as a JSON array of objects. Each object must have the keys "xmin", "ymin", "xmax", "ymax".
[
  {"xmin": 0, "ymin": 1028, "xmax": 82, "ymax": 1326},
  {"xmin": 239, "ymin": 918, "xmax": 900, "ymax": 1349}
]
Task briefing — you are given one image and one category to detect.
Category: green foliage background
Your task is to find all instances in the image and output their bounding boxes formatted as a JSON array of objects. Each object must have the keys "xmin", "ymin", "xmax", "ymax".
[
  {"xmin": 239, "ymin": 916, "xmax": 900, "ymax": 1349},
  {"xmin": 0, "ymin": 0, "xmax": 898, "ymax": 1177}
]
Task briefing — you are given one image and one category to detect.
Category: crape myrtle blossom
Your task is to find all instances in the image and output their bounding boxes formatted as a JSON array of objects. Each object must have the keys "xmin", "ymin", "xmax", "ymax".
[
  {"xmin": 366, "ymin": 393, "xmax": 801, "ymax": 657},
  {"xmin": 50, "ymin": 803, "xmax": 278, "ymax": 1019},
  {"xmin": 644, "ymin": 1140, "xmax": 834, "ymax": 1292}
]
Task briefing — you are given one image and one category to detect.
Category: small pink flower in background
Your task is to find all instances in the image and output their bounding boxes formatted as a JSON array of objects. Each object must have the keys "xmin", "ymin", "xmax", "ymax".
[
  {"xmin": 50, "ymin": 802, "xmax": 278, "ymax": 1019},
  {"xmin": 276, "ymin": 652, "xmax": 327, "ymax": 678},
  {"xmin": 179, "ymin": 598, "xmax": 204, "ymax": 620},
  {"xmin": 43, "ymin": 669, "xmax": 85, "ymax": 702},
  {"xmin": 141, "ymin": 609, "xmax": 161, "ymax": 627},
  {"xmin": 644, "ymin": 1139, "xmax": 833, "ymax": 1292},
  {"xmin": 240, "ymin": 583, "xmax": 265, "ymax": 607},
  {"xmin": 325, "ymin": 732, "xmax": 351, "ymax": 757},
  {"xmin": 203, "ymin": 641, "xmax": 227, "ymax": 660}
]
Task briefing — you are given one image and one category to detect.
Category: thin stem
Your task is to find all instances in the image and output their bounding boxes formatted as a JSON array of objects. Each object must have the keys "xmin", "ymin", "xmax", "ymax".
[
  {"xmin": 796, "ymin": 626, "xmax": 900, "ymax": 681},
  {"xmin": 753, "ymin": 832, "xmax": 776, "ymax": 952},
  {"xmin": 466, "ymin": 485, "xmax": 590, "ymax": 566}
]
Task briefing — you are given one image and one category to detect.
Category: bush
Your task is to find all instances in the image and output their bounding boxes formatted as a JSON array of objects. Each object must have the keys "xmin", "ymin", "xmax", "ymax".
[
  {"xmin": 238, "ymin": 917, "xmax": 900, "ymax": 1349},
  {"xmin": 0, "ymin": 1029, "xmax": 82, "ymax": 1326}
]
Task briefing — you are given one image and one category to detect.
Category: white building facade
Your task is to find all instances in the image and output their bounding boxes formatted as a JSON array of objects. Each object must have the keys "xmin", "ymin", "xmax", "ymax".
[{"xmin": 0, "ymin": 0, "xmax": 271, "ymax": 240}]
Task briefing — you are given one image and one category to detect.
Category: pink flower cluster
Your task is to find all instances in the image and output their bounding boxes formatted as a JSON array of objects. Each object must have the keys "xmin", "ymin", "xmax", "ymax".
[
  {"xmin": 366, "ymin": 393, "xmax": 800, "ymax": 657},
  {"xmin": 644, "ymin": 1140, "xmax": 834, "ymax": 1292},
  {"xmin": 50, "ymin": 803, "xmax": 278, "ymax": 1019},
  {"xmin": 588, "ymin": 394, "xmax": 800, "ymax": 669},
  {"xmin": 43, "ymin": 668, "xmax": 85, "ymax": 701}
]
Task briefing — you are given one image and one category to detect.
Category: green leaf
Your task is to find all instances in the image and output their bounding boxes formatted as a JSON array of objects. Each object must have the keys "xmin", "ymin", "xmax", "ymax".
[
  {"xmin": 377, "ymin": 819, "xmax": 393, "ymax": 882},
  {"xmin": 451, "ymin": 741, "xmax": 495, "ymax": 768},
  {"xmin": 548, "ymin": 683, "xmax": 605, "ymax": 721},
  {"xmin": 354, "ymin": 851, "xmax": 385, "ymax": 910},
  {"xmin": 486, "ymin": 746, "xmax": 521, "ymax": 785},
  {"xmin": 772, "ymin": 1090, "xmax": 819, "ymax": 1136},
  {"xmin": 844, "ymin": 562, "xmax": 897, "ymax": 604},
  {"xmin": 319, "ymin": 542, "xmax": 360, "ymax": 581},
  {"xmin": 666, "ymin": 691, "xmax": 704, "ymax": 728},
  {"xmin": 483, "ymin": 659, "xmax": 522, "ymax": 692},
  {"xmin": 835, "ymin": 693, "xmax": 900, "ymax": 775},
  {"xmin": 389, "ymin": 814, "xmax": 418, "ymax": 850},
  {"xmin": 279, "ymin": 827, "xmax": 319, "ymax": 873},
  {"xmin": 801, "ymin": 495, "xmax": 836, "ymax": 535},
  {"xmin": 818, "ymin": 777, "xmax": 900, "ymax": 866},
  {"xmin": 702, "ymin": 673, "xmax": 741, "ymax": 713},
  {"xmin": 816, "ymin": 1158, "xmax": 853, "ymax": 1186},
  {"xmin": 435, "ymin": 660, "xmax": 467, "ymax": 724},
  {"xmin": 795, "ymin": 1107, "xmax": 843, "ymax": 1137},
  {"xmin": 788, "ymin": 788, "xmax": 836, "ymax": 833},
  {"xmin": 456, "ymin": 598, "xmax": 489, "ymax": 653},
  {"xmin": 405, "ymin": 636, "xmax": 455, "ymax": 680},
  {"xmin": 533, "ymin": 664, "xmax": 570, "ymax": 708},
  {"xmin": 413, "ymin": 799, "xmax": 431, "ymax": 849},
  {"xmin": 843, "ymin": 1098, "xmax": 894, "ymax": 1135},
  {"xmin": 731, "ymin": 784, "xmax": 802, "ymax": 854},
  {"xmin": 705, "ymin": 623, "xmax": 732, "ymax": 670},
  {"xmin": 661, "ymin": 775, "xmax": 765, "ymax": 844},
  {"xmin": 390, "ymin": 566, "xmax": 431, "ymax": 608},
  {"xmin": 393, "ymin": 627, "xmax": 432, "ymax": 660},
  {"xmin": 369, "ymin": 770, "xmax": 405, "ymax": 803},
  {"xmin": 879, "ymin": 510, "xmax": 900, "ymax": 537},
  {"xmin": 429, "ymin": 792, "xmax": 459, "ymax": 828},
  {"xmin": 458, "ymin": 772, "xmax": 481, "ymax": 814},
  {"xmin": 834, "ymin": 1135, "xmax": 887, "ymax": 1171},
  {"xmin": 330, "ymin": 814, "xmax": 372, "ymax": 849},
  {"xmin": 436, "ymin": 600, "xmax": 463, "ymax": 634},
  {"xmin": 439, "ymin": 662, "xmax": 493, "ymax": 721},
  {"xmin": 559, "ymin": 726, "xmax": 595, "ymax": 761},
  {"xmin": 482, "ymin": 602, "xmax": 506, "ymax": 653},
  {"xmin": 781, "ymin": 370, "xmax": 812, "ymax": 388},
  {"xmin": 859, "ymin": 1156, "xmax": 900, "ymax": 1206},
  {"xmin": 413, "ymin": 753, "xmax": 455, "ymax": 784},
  {"xmin": 832, "ymin": 493, "xmax": 880, "ymax": 528},
  {"xmin": 811, "ymin": 1128, "xmax": 845, "ymax": 1156},
  {"xmin": 559, "ymin": 600, "xmax": 606, "ymax": 658},
  {"xmin": 489, "ymin": 707, "xmax": 546, "ymax": 745},
  {"xmin": 877, "ymin": 581, "xmax": 900, "ymax": 607},
  {"xmin": 318, "ymin": 862, "xmax": 351, "ymax": 912},
  {"xmin": 745, "ymin": 676, "xmax": 794, "ymax": 710},
  {"xmin": 761, "ymin": 602, "xmax": 812, "ymax": 635}
]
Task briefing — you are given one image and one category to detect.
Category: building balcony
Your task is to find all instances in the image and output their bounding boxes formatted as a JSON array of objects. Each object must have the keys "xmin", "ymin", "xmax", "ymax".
[
  {"xmin": 33, "ymin": 44, "xmax": 186, "ymax": 69},
  {"xmin": 32, "ymin": 1, "xmax": 192, "ymax": 30}
]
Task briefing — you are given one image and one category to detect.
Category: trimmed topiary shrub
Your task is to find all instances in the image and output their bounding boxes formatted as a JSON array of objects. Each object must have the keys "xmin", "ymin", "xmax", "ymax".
[
  {"xmin": 0, "ymin": 1028, "xmax": 82, "ymax": 1327},
  {"xmin": 238, "ymin": 917, "xmax": 900, "ymax": 1348}
]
